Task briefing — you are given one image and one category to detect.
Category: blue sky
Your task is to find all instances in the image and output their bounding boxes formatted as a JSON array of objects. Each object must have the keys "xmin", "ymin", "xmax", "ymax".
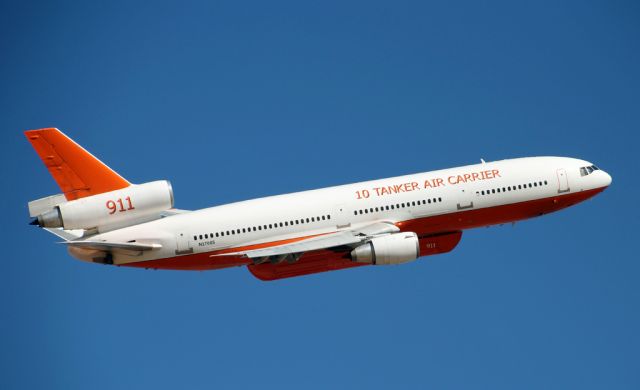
[{"xmin": 1, "ymin": 1, "xmax": 638, "ymax": 389}]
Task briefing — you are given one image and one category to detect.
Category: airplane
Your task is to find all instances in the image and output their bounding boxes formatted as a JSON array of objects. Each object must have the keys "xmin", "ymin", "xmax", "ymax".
[{"xmin": 25, "ymin": 128, "xmax": 612, "ymax": 281}]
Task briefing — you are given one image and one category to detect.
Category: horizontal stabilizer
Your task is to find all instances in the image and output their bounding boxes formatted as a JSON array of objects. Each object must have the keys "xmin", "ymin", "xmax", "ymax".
[
  {"xmin": 44, "ymin": 227, "xmax": 84, "ymax": 241},
  {"xmin": 62, "ymin": 240, "xmax": 162, "ymax": 255},
  {"xmin": 160, "ymin": 209, "xmax": 191, "ymax": 217}
]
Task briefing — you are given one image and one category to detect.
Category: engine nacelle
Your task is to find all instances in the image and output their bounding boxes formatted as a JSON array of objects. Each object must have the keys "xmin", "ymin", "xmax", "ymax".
[
  {"xmin": 351, "ymin": 232, "xmax": 420, "ymax": 265},
  {"xmin": 34, "ymin": 180, "xmax": 174, "ymax": 232}
]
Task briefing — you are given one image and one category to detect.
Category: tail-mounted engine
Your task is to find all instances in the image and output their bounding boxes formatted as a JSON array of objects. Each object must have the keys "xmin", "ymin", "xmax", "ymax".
[{"xmin": 30, "ymin": 180, "xmax": 174, "ymax": 232}]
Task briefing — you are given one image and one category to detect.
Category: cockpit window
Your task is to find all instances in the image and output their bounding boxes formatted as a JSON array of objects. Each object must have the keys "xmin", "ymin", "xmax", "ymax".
[{"xmin": 580, "ymin": 165, "xmax": 600, "ymax": 176}]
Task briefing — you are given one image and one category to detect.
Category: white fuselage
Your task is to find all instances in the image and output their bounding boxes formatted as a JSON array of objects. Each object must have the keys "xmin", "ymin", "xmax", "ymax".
[{"xmin": 90, "ymin": 156, "xmax": 611, "ymax": 267}]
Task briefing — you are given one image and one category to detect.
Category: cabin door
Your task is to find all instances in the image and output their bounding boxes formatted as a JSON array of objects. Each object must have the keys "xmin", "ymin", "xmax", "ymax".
[
  {"xmin": 556, "ymin": 168, "xmax": 570, "ymax": 193},
  {"xmin": 175, "ymin": 232, "xmax": 193, "ymax": 255},
  {"xmin": 456, "ymin": 188, "xmax": 474, "ymax": 211},
  {"xmin": 334, "ymin": 203, "xmax": 351, "ymax": 229}
]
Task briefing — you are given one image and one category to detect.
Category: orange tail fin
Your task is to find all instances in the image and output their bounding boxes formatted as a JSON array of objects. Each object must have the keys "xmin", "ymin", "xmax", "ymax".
[{"xmin": 25, "ymin": 128, "xmax": 130, "ymax": 200}]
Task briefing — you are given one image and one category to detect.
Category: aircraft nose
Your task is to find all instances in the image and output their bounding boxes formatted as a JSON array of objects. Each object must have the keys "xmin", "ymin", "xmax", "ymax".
[{"xmin": 601, "ymin": 170, "xmax": 612, "ymax": 187}]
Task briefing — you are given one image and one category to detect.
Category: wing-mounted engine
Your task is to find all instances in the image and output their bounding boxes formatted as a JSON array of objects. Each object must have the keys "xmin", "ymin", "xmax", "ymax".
[
  {"xmin": 30, "ymin": 180, "xmax": 174, "ymax": 232},
  {"xmin": 351, "ymin": 232, "xmax": 420, "ymax": 265}
]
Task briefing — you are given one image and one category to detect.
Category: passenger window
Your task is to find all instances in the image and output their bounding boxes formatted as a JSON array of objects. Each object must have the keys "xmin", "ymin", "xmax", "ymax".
[{"xmin": 438, "ymin": 197, "xmax": 442, "ymax": 202}]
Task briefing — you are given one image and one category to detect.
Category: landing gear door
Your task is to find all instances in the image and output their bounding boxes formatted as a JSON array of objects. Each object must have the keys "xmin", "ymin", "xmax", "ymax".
[
  {"xmin": 176, "ymin": 232, "xmax": 193, "ymax": 255},
  {"xmin": 557, "ymin": 168, "xmax": 570, "ymax": 193}
]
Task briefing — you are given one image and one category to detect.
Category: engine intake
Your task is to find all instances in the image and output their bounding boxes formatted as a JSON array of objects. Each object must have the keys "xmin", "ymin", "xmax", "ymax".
[{"xmin": 351, "ymin": 232, "xmax": 420, "ymax": 265}]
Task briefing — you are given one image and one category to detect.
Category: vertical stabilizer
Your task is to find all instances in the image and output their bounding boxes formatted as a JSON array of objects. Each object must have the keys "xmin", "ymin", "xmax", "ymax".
[{"xmin": 25, "ymin": 128, "xmax": 130, "ymax": 200}]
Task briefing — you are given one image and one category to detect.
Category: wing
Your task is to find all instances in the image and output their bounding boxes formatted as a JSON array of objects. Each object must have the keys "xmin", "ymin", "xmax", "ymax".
[{"xmin": 211, "ymin": 221, "xmax": 399, "ymax": 263}]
